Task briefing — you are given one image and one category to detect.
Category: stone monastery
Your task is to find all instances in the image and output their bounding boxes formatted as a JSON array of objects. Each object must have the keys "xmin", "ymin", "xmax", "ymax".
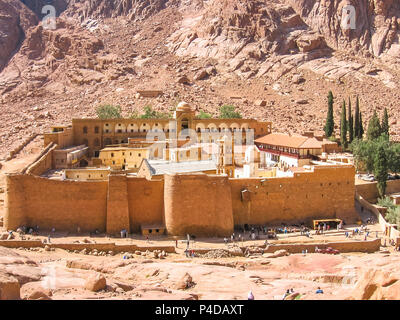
[{"xmin": 5, "ymin": 102, "xmax": 358, "ymax": 237}]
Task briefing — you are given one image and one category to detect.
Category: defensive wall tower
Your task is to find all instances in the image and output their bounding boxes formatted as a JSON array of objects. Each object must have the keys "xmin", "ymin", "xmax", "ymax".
[{"xmin": 163, "ymin": 173, "xmax": 234, "ymax": 237}]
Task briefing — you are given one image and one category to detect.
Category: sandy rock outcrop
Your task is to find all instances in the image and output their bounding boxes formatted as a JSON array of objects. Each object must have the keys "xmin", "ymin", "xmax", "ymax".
[
  {"xmin": 175, "ymin": 272, "xmax": 195, "ymax": 290},
  {"xmin": 27, "ymin": 289, "xmax": 52, "ymax": 300},
  {"xmin": 0, "ymin": 273, "xmax": 20, "ymax": 300},
  {"xmin": 289, "ymin": 0, "xmax": 400, "ymax": 61},
  {"xmin": 84, "ymin": 273, "xmax": 107, "ymax": 292},
  {"xmin": 65, "ymin": 0, "xmax": 169, "ymax": 22},
  {"xmin": 348, "ymin": 269, "xmax": 400, "ymax": 300},
  {"xmin": 263, "ymin": 249, "xmax": 290, "ymax": 259},
  {"xmin": 168, "ymin": 0, "xmax": 328, "ymax": 77},
  {"xmin": 0, "ymin": 0, "xmax": 37, "ymax": 71}
]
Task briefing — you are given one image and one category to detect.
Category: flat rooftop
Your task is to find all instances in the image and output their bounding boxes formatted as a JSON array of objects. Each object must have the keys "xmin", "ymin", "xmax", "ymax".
[{"xmin": 145, "ymin": 159, "xmax": 217, "ymax": 176}]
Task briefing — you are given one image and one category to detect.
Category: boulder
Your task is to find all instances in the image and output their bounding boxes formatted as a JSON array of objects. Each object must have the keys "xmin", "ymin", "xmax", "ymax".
[
  {"xmin": 292, "ymin": 74, "xmax": 305, "ymax": 84},
  {"xmin": 0, "ymin": 273, "xmax": 20, "ymax": 300},
  {"xmin": 263, "ymin": 249, "xmax": 290, "ymax": 258},
  {"xmin": 28, "ymin": 289, "xmax": 52, "ymax": 300},
  {"xmin": 175, "ymin": 273, "xmax": 195, "ymax": 290},
  {"xmin": 114, "ymin": 282, "xmax": 135, "ymax": 292},
  {"xmin": 348, "ymin": 269, "xmax": 400, "ymax": 300},
  {"xmin": 84, "ymin": 273, "xmax": 107, "ymax": 292},
  {"xmin": 194, "ymin": 70, "xmax": 209, "ymax": 80},
  {"xmin": 255, "ymin": 100, "xmax": 267, "ymax": 107},
  {"xmin": 177, "ymin": 75, "xmax": 190, "ymax": 84},
  {"xmin": 296, "ymin": 33, "xmax": 325, "ymax": 52},
  {"xmin": 296, "ymin": 99, "xmax": 309, "ymax": 105}
]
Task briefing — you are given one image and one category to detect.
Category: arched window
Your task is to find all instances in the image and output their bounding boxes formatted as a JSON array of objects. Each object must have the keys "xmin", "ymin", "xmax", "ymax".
[
  {"xmin": 83, "ymin": 127, "xmax": 88, "ymax": 134},
  {"xmin": 94, "ymin": 138, "xmax": 100, "ymax": 146},
  {"xmin": 94, "ymin": 126, "xmax": 99, "ymax": 134}
]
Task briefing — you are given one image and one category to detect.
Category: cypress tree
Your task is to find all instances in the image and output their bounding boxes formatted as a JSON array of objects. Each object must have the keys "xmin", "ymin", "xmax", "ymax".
[
  {"xmin": 359, "ymin": 112, "xmax": 364, "ymax": 139},
  {"xmin": 367, "ymin": 111, "xmax": 382, "ymax": 141},
  {"xmin": 381, "ymin": 108, "xmax": 389, "ymax": 137},
  {"xmin": 374, "ymin": 143, "xmax": 388, "ymax": 198},
  {"xmin": 340, "ymin": 100, "xmax": 348, "ymax": 148},
  {"xmin": 324, "ymin": 91, "xmax": 335, "ymax": 138},
  {"xmin": 354, "ymin": 96, "xmax": 360, "ymax": 139},
  {"xmin": 348, "ymin": 98, "xmax": 354, "ymax": 143}
]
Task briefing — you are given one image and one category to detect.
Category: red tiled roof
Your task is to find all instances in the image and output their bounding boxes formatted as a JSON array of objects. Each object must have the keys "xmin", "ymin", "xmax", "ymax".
[{"xmin": 255, "ymin": 133, "xmax": 322, "ymax": 149}]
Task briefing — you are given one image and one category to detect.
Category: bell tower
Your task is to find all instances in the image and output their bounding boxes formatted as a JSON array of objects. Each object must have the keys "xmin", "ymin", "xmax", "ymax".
[
  {"xmin": 217, "ymin": 135, "xmax": 235, "ymax": 178},
  {"xmin": 174, "ymin": 102, "xmax": 195, "ymax": 138}
]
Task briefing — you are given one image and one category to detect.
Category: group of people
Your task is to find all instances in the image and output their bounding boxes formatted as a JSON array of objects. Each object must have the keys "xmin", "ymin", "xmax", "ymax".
[
  {"xmin": 17, "ymin": 225, "xmax": 40, "ymax": 236},
  {"xmin": 247, "ymin": 286, "xmax": 324, "ymax": 300},
  {"xmin": 184, "ymin": 249, "xmax": 196, "ymax": 258},
  {"xmin": 315, "ymin": 223, "xmax": 330, "ymax": 235},
  {"xmin": 16, "ymin": 225, "xmax": 54, "ymax": 243}
]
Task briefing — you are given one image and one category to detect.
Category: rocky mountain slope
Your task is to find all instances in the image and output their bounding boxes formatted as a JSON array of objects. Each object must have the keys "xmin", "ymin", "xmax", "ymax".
[{"xmin": 0, "ymin": 0, "xmax": 399, "ymax": 157}]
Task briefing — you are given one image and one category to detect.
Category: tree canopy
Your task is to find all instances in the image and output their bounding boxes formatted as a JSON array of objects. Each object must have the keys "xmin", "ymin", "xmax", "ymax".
[
  {"xmin": 367, "ymin": 111, "xmax": 382, "ymax": 141},
  {"xmin": 324, "ymin": 91, "xmax": 335, "ymax": 138},
  {"xmin": 197, "ymin": 110, "xmax": 212, "ymax": 119},
  {"xmin": 96, "ymin": 105, "xmax": 122, "ymax": 119},
  {"xmin": 340, "ymin": 100, "xmax": 348, "ymax": 148},
  {"xmin": 219, "ymin": 105, "xmax": 242, "ymax": 119},
  {"xmin": 137, "ymin": 106, "xmax": 171, "ymax": 119}
]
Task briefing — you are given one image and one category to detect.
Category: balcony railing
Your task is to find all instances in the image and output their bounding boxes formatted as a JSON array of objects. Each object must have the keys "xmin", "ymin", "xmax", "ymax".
[{"xmin": 256, "ymin": 146, "xmax": 313, "ymax": 160}]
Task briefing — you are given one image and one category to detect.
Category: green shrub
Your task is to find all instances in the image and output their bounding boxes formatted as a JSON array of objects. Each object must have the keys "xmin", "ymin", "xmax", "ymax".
[
  {"xmin": 140, "ymin": 106, "xmax": 171, "ymax": 119},
  {"xmin": 377, "ymin": 196, "xmax": 396, "ymax": 210},
  {"xmin": 386, "ymin": 206, "xmax": 400, "ymax": 225},
  {"xmin": 96, "ymin": 105, "xmax": 122, "ymax": 119},
  {"xmin": 219, "ymin": 105, "xmax": 242, "ymax": 119},
  {"xmin": 198, "ymin": 110, "xmax": 212, "ymax": 119}
]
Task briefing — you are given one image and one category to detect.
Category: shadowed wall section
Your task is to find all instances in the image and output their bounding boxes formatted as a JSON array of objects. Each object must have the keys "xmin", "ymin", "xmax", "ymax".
[{"xmin": 127, "ymin": 177, "xmax": 164, "ymax": 233}]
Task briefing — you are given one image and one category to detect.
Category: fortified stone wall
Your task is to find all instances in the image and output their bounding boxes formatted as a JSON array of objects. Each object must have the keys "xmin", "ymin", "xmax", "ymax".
[
  {"xmin": 5, "ymin": 164, "xmax": 358, "ymax": 236},
  {"xmin": 106, "ymin": 174, "xmax": 130, "ymax": 234},
  {"xmin": 24, "ymin": 143, "xmax": 57, "ymax": 176},
  {"xmin": 164, "ymin": 174, "xmax": 234, "ymax": 236},
  {"xmin": 5, "ymin": 174, "xmax": 108, "ymax": 232},
  {"xmin": 356, "ymin": 180, "xmax": 400, "ymax": 203},
  {"xmin": 127, "ymin": 177, "xmax": 164, "ymax": 233},
  {"xmin": 44, "ymin": 127, "xmax": 73, "ymax": 149},
  {"xmin": 230, "ymin": 165, "xmax": 357, "ymax": 226}
]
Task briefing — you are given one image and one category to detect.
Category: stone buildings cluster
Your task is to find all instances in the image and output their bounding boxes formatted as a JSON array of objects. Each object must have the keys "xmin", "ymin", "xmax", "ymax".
[{"xmin": 4, "ymin": 102, "xmax": 358, "ymax": 236}]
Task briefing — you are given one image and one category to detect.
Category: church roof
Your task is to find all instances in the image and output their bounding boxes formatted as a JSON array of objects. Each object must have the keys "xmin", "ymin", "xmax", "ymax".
[
  {"xmin": 145, "ymin": 159, "xmax": 217, "ymax": 176},
  {"xmin": 255, "ymin": 133, "xmax": 323, "ymax": 149}
]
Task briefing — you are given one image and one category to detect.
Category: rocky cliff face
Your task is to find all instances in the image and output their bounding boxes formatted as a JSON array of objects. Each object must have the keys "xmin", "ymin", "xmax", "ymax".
[
  {"xmin": 64, "ymin": 0, "xmax": 171, "ymax": 22},
  {"xmin": 19, "ymin": 0, "xmax": 68, "ymax": 18},
  {"xmin": 290, "ymin": 0, "xmax": 400, "ymax": 63},
  {"xmin": 0, "ymin": 0, "xmax": 37, "ymax": 71},
  {"xmin": 0, "ymin": 0, "xmax": 400, "ymax": 157},
  {"xmin": 168, "ymin": 0, "xmax": 329, "ymax": 79}
]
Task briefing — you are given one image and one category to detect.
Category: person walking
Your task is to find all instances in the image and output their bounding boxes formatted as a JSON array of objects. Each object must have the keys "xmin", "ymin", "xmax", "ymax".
[
  {"xmin": 248, "ymin": 291, "xmax": 254, "ymax": 300},
  {"xmin": 283, "ymin": 289, "xmax": 291, "ymax": 300}
]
